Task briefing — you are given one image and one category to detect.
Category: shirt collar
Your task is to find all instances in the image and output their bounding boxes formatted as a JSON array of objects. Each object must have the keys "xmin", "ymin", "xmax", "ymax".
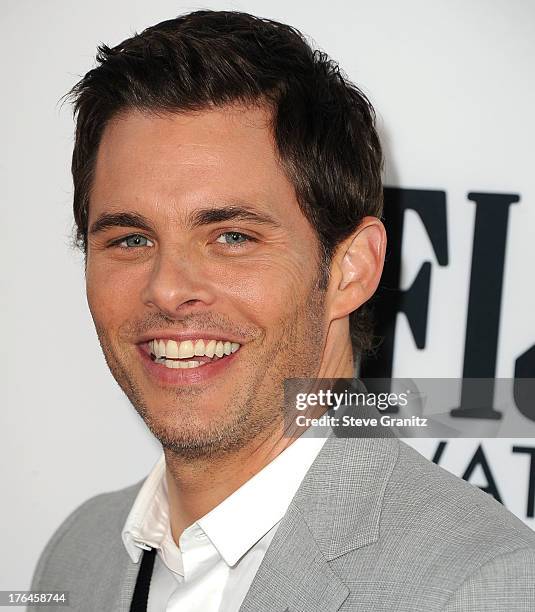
[
  {"xmin": 122, "ymin": 453, "xmax": 167, "ymax": 562},
  {"xmin": 199, "ymin": 432, "xmax": 327, "ymax": 566},
  {"xmin": 122, "ymin": 431, "xmax": 327, "ymax": 567}
]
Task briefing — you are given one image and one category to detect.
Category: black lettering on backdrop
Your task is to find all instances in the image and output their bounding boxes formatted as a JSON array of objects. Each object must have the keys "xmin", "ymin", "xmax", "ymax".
[
  {"xmin": 461, "ymin": 444, "xmax": 503, "ymax": 503},
  {"xmin": 361, "ymin": 188, "xmax": 448, "ymax": 382},
  {"xmin": 362, "ymin": 188, "xmax": 533, "ymax": 423},
  {"xmin": 451, "ymin": 193, "xmax": 519, "ymax": 420},
  {"xmin": 512, "ymin": 446, "xmax": 535, "ymax": 518},
  {"xmin": 433, "ymin": 441, "xmax": 535, "ymax": 517},
  {"xmin": 514, "ymin": 345, "xmax": 535, "ymax": 423},
  {"xmin": 431, "ymin": 441, "xmax": 447, "ymax": 464}
]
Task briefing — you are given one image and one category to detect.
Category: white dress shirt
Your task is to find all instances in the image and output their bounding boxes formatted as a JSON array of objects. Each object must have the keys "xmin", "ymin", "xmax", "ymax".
[{"xmin": 122, "ymin": 430, "xmax": 328, "ymax": 612}]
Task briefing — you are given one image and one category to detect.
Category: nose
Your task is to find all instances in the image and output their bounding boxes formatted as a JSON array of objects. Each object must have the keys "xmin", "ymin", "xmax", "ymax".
[{"xmin": 140, "ymin": 248, "xmax": 216, "ymax": 317}]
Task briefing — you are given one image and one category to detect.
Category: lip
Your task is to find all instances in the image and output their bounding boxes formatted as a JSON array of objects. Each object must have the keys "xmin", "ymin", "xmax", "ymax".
[{"xmin": 136, "ymin": 343, "xmax": 240, "ymax": 386}]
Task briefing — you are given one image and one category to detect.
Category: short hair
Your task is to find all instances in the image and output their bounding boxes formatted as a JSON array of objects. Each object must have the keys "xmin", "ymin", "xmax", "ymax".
[{"xmin": 68, "ymin": 9, "xmax": 383, "ymax": 357}]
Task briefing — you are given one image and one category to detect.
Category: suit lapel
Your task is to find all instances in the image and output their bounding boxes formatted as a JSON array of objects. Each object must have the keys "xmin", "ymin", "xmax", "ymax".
[
  {"xmin": 240, "ymin": 431, "xmax": 400, "ymax": 612},
  {"xmin": 238, "ymin": 503, "xmax": 349, "ymax": 612}
]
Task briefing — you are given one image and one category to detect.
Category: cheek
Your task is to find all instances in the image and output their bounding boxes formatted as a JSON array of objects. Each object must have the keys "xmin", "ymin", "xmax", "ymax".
[
  {"xmin": 85, "ymin": 260, "xmax": 142, "ymax": 328},
  {"xmin": 215, "ymin": 256, "xmax": 313, "ymax": 327}
]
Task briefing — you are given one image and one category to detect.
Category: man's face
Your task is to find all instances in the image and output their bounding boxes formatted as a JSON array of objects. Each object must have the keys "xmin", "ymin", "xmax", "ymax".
[{"xmin": 86, "ymin": 104, "xmax": 329, "ymax": 458}]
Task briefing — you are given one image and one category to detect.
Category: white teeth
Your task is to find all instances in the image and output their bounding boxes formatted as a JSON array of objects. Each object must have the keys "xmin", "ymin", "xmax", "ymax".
[
  {"xmin": 149, "ymin": 338, "xmax": 241, "ymax": 360},
  {"xmin": 194, "ymin": 339, "xmax": 205, "ymax": 356},
  {"xmin": 166, "ymin": 340, "xmax": 179, "ymax": 358},
  {"xmin": 178, "ymin": 340, "xmax": 194, "ymax": 359},
  {"xmin": 205, "ymin": 340, "xmax": 216, "ymax": 358},
  {"xmin": 152, "ymin": 340, "xmax": 166, "ymax": 358},
  {"xmin": 161, "ymin": 359, "xmax": 202, "ymax": 369}
]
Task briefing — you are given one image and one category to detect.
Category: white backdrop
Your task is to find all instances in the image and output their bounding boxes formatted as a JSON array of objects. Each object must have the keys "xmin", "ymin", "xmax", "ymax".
[{"xmin": 2, "ymin": 0, "xmax": 534, "ymax": 590}]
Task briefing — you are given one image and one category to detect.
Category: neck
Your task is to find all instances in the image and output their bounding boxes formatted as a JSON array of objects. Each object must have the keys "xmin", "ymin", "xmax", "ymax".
[{"xmin": 164, "ymin": 419, "xmax": 294, "ymax": 543}]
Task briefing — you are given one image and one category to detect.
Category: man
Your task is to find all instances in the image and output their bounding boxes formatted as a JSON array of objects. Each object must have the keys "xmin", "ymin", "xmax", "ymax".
[{"xmin": 31, "ymin": 9, "xmax": 535, "ymax": 612}]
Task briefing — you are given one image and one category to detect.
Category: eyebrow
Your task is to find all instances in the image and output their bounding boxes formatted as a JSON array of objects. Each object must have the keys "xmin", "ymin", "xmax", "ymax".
[
  {"xmin": 88, "ymin": 205, "xmax": 281, "ymax": 235},
  {"xmin": 89, "ymin": 212, "xmax": 155, "ymax": 235},
  {"xmin": 188, "ymin": 205, "xmax": 281, "ymax": 229}
]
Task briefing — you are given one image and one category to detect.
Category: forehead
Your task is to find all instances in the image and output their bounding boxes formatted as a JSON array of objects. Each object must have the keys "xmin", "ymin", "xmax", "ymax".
[{"xmin": 90, "ymin": 104, "xmax": 303, "ymax": 226}]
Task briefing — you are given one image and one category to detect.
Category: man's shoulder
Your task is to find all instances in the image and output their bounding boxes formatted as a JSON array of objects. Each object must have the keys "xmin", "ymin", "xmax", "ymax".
[
  {"xmin": 46, "ymin": 479, "xmax": 143, "ymax": 547},
  {"xmin": 379, "ymin": 440, "xmax": 535, "ymax": 602},
  {"xmin": 30, "ymin": 480, "xmax": 144, "ymax": 595},
  {"xmin": 386, "ymin": 439, "xmax": 535, "ymax": 552},
  {"xmin": 321, "ymin": 437, "xmax": 535, "ymax": 610}
]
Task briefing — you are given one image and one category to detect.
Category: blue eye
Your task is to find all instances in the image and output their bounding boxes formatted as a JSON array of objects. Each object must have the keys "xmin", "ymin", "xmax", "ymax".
[
  {"xmin": 215, "ymin": 232, "xmax": 251, "ymax": 245},
  {"xmin": 116, "ymin": 234, "xmax": 154, "ymax": 248}
]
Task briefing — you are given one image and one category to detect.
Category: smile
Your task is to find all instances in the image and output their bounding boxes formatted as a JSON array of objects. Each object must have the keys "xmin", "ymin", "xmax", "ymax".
[{"xmin": 149, "ymin": 338, "xmax": 241, "ymax": 369}]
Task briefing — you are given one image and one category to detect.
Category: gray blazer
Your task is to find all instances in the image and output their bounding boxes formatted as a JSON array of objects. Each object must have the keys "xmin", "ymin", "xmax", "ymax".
[{"xmin": 30, "ymin": 434, "xmax": 535, "ymax": 611}]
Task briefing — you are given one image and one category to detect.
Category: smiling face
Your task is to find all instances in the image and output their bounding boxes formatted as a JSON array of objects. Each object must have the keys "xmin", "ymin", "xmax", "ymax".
[{"xmin": 85, "ymin": 104, "xmax": 332, "ymax": 458}]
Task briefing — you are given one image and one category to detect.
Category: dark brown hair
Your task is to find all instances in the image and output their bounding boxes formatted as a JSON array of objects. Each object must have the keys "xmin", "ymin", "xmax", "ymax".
[{"xmin": 68, "ymin": 9, "xmax": 383, "ymax": 356}]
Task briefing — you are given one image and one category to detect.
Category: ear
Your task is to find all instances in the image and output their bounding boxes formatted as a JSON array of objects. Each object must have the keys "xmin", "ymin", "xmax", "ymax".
[{"xmin": 329, "ymin": 216, "xmax": 386, "ymax": 319}]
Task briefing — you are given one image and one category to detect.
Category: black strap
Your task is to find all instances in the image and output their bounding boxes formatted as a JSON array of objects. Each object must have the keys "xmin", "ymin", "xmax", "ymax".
[{"xmin": 130, "ymin": 548, "xmax": 156, "ymax": 612}]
